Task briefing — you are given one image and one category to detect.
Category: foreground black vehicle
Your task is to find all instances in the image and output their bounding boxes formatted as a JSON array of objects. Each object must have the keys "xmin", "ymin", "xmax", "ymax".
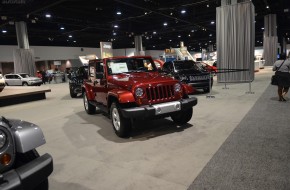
[
  {"xmin": 0, "ymin": 116, "xmax": 53, "ymax": 190},
  {"xmin": 162, "ymin": 60, "xmax": 213, "ymax": 93},
  {"xmin": 68, "ymin": 66, "xmax": 88, "ymax": 98}
]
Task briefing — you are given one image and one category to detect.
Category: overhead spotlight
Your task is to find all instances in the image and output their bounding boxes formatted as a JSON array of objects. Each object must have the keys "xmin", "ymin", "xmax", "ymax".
[
  {"xmin": 181, "ymin": 10, "xmax": 186, "ymax": 14},
  {"xmin": 153, "ymin": 31, "xmax": 157, "ymax": 34},
  {"xmin": 211, "ymin": 21, "xmax": 215, "ymax": 24},
  {"xmin": 188, "ymin": 34, "xmax": 191, "ymax": 37},
  {"xmin": 31, "ymin": 19, "xmax": 36, "ymax": 23},
  {"xmin": 261, "ymin": 27, "xmax": 264, "ymax": 30},
  {"xmin": 178, "ymin": 35, "xmax": 181, "ymax": 38},
  {"xmin": 2, "ymin": 30, "xmax": 7, "ymax": 33},
  {"xmin": 153, "ymin": 45, "xmax": 155, "ymax": 48},
  {"xmin": 116, "ymin": 11, "xmax": 122, "ymax": 15},
  {"xmin": 170, "ymin": 12, "xmax": 173, "ymax": 15},
  {"xmin": 69, "ymin": 35, "xmax": 72, "ymax": 38},
  {"xmin": 60, "ymin": 27, "xmax": 65, "ymax": 30},
  {"xmin": 114, "ymin": 25, "xmax": 119, "ymax": 28},
  {"xmin": 207, "ymin": 4, "xmax": 209, "ymax": 7},
  {"xmin": 169, "ymin": 39, "xmax": 172, "ymax": 42},
  {"xmin": 45, "ymin": 14, "xmax": 51, "ymax": 18},
  {"xmin": 163, "ymin": 22, "xmax": 168, "ymax": 26},
  {"xmin": 73, "ymin": 41, "xmax": 76, "ymax": 43},
  {"xmin": 113, "ymin": 32, "xmax": 117, "ymax": 36},
  {"xmin": 266, "ymin": 5, "xmax": 269, "ymax": 9},
  {"xmin": 144, "ymin": 12, "xmax": 148, "ymax": 15}
]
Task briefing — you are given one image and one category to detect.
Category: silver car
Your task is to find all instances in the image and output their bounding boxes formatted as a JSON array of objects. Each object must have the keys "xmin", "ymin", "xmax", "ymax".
[{"xmin": 4, "ymin": 73, "xmax": 42, "ymax": 86}]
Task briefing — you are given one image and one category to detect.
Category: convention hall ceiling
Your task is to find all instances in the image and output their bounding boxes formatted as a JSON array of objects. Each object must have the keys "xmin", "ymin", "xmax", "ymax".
[{"xmin": 0, "ymin": 0, "xmax": 290, "ymax": 51}]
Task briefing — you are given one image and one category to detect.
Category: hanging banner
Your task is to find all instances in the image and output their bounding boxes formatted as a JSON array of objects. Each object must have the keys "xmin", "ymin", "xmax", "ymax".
[{"xmin": 100, "ymin": 42, "xmax": 113, "ymax": 59}]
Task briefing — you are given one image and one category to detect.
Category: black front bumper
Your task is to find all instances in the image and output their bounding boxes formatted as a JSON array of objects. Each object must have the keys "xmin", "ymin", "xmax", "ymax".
[
  {"xmin": 0, "ymin": 153, "xmax": 53, "ymax": 190},
  {"xmin": 121, "ymin": 97, "xmax": 197, "ymax": 118}
]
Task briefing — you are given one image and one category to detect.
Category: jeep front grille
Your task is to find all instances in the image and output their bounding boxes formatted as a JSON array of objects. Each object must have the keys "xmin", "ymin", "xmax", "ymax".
[{"xmin": 145, "ymin": 85, "xmax": 175, "ymax": 103}]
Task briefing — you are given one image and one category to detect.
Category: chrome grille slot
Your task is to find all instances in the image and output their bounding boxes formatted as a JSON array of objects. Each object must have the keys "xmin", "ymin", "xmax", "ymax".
[{"xmin": 146, "ymin": 84, "xmax": 175, "ymax": 102}]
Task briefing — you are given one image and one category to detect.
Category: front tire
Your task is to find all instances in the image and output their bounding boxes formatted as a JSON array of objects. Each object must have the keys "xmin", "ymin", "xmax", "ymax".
[
  {"xmin": 110, "ymin": 102, "xmax": 131, "ymax": 138},
  {"xmin": 14, "ymin": 149, "xmax": 49, "ymax": 190},
  {"xmin": 83, "ymin": 92, "xmax": 96, "ymax": 114},
  {"xmin": 23, "ymin": 82, "xmax": 28, "ymax": 86},
  {"xmin": 171, "ymin": 108, "xmax": 193, "ymax": 125},
  {"xmin": 70, "ymin": 89, "xmax": 77, "ymax": 98}
]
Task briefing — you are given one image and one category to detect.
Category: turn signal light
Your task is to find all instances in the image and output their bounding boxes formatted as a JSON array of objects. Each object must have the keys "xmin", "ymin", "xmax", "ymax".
[{"xmin": 0, "ymin": 154, "xmax": 11, "ymax": 165}]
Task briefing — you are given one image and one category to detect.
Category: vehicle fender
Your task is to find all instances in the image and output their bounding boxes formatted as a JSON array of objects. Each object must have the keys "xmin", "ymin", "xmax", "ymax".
[
  {"xmin": 9, "ymin": 119, "xmax": 46, "ymax": 153},
  {"xmin": 182, "ymin": 84, "xmax": 195, "ymax": 95},
  {"xmin": 108, "ymin": 89, "xmax": 135, "ymax": 104},
  {"xmin": 83, "ymin": 83, "xmax": 95, "ymax": 101}
]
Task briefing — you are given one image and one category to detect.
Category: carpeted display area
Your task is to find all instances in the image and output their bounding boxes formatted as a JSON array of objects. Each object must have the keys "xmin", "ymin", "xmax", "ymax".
[{"xmin": 188, "ymin": 85, "xmax": 290, "ymax": 190}]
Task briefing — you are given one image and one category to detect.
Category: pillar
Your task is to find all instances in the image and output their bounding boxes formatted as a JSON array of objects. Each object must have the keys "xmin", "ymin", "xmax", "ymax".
[
  {"xmin": 134, "ymin": 35, "xmax": 145, "ymax": 56},
  {"xmin": 217, "ymin": 0, "xmax": 255, "ymax": 83},
  {"xmin": 13, "ymin": 21, "xmax": 36, "ymax": 76},
  {"xmin": 263, "ymin": 14, "xmax": 278, "ymax": 66}
]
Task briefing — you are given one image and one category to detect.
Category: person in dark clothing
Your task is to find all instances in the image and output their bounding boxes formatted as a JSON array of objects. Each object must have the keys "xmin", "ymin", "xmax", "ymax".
[
  {"xmin": 41, "ymin": 70, "xmax": 47, "ymax": 84},
  {"xmin": 272, "ymin": 53, "xmax": 290, "ymax": 101}
]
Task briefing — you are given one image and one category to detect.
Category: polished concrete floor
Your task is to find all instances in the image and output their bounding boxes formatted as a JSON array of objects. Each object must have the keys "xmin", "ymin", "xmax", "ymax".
[{"xmin": 0, "ymin": 67, "xmax": 275, "ymax": 190}]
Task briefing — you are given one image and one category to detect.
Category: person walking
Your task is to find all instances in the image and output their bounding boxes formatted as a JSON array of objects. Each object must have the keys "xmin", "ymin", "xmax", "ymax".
[{"xmin": 272, "ymin": 53, "xmax": 290, "ymax": 101}]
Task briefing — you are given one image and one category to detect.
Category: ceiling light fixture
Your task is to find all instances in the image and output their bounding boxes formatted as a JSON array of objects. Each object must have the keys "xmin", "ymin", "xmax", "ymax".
[
  {"xmin": 207, "ymin": 4, "xmax": 209, "ymax": 7},
  {"xmin": 2, "ymin": 30, "xmax": 7, "ymax": 33},
  {"xmin": 117, "ymin": 11, "xmax": 122, "ymax": 15},
  {"xmin": 114, "ymin": 25, "xmax": 119, "ymax": 28},
  {"xmin": 211, "ymin": 21, "xmax": 215, "ymax": 24},
  {"xmin": 73, "ymin": 41, "xmax": 76, "ymax": 43},
  {"xmin": 266, "ymin": 5, "xmax": 269, "ymax": 9},
  {"xmin": 69, "ymin": 35, "xmax": 72, "ymax": 38},
  {"xmin": 45, "ymin": 14, "xmax": 51, "ymax": 18},
  {"xmin": 60, "ymin": 27, "xmax": 65, "ymax": 30},
  {"xmin": 163, "ymin": 22, "xmax": 168, "ymax": 26},
  {"xmin": 181, "ymin": 10, "xmax": 186, "ymax": 14},
  {"xmin": 153, "ymin": 31, "xmax": 157, "ymax": 34}
]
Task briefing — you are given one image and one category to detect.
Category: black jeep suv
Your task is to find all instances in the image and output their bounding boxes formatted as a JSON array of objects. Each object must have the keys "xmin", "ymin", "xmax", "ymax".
[
  {"xmin": 68, "ymin": 66, "xmax": 88, "ymax": 98},
  {"xmin": 162, "ymin": 60, "xmax": 213, "ymax": 93}
]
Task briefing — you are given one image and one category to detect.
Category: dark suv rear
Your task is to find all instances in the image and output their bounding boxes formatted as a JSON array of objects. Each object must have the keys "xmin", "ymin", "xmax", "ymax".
[{"xmin": 68, "ymin": 66, "xmax": 88, "ymax": 98}]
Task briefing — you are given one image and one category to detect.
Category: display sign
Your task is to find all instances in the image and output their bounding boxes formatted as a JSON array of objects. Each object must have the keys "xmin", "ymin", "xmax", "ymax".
[
  {"xmin": 54, "ymin": 61, "xmax": 61, "ymax": 66},
  {"xmin": 100, "ymin": 42, "xmax": 113, "ymax": 59},
  {"xmin": 110, "ymin": 62, "xmax": 128, "ymax": 73}
]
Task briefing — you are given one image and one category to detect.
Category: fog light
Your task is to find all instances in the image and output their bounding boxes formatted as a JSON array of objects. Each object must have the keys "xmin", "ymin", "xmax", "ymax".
[{"xmin": 0, "ymin": 153, "xmax": 11, "ymax": 165}]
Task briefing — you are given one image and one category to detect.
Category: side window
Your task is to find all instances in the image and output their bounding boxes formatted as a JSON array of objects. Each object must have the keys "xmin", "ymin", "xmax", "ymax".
[
  {"xmin": 15, "ymin": 75, "xmax": 21, "ymax": 79},
  {"xmin": 96, "ymin": 62, "xmax": 104, "ymax": 73},
  {"xmin": 89, "ymin": 65, "xmax": 96, "ymax": 81}
]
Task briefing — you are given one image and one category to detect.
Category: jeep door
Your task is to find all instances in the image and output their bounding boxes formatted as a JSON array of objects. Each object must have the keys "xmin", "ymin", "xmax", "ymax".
[{"xmin": 94, "ymin": 62, "xmax": 108, "ymax": 106}]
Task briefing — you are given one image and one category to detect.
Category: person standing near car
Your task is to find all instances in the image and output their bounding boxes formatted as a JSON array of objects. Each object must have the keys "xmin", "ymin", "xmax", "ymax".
[
  {"xmin": 41, "ymin": 70, "xmax": 47, "ymax": 84},
  {"xmin": 272, "ymin": 53, "xmax": 290, "ymax": 101}
]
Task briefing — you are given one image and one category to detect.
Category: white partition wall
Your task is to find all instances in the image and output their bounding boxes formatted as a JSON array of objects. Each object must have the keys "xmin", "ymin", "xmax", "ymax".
[{"xmin": 216, "ymin": 1, "xmax": 255, "ymax": 83}]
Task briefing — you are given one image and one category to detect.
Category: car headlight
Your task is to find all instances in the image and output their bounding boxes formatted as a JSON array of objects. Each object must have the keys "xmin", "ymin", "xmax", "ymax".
[
  {"xmin": 0, "ymin": 130, "xmax": 6, "ymax": 149},
  {"xmin": 174, "ymin": 83, "xmax": 182, "ymax": 92},
  {"xmin": 135, "ymin": 87, "xmax": 144, "ymax": 97}
]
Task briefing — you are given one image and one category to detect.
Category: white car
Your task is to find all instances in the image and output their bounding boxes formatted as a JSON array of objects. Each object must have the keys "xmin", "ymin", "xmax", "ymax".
[
  {"xmin": 0, "ymin": 74, "xmax": 5, "ymax": 91},
  {"xmin": 4, "ymin": 73, "xmax": 42, "ymax": 86}
]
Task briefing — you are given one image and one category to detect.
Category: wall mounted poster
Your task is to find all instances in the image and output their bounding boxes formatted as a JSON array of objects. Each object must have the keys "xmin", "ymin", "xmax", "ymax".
[{"xmin": 100, "ymin": 42, "xmax": 113, "ymax": 59}]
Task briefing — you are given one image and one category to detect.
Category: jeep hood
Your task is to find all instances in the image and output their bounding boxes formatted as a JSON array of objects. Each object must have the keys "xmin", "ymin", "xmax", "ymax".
[{"xmin": 108, "ymin": 72, "xmax": 176, "ymax": 88}]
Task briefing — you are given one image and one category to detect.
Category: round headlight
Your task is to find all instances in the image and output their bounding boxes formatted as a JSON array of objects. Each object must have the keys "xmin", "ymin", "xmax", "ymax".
[
  {"xmin": 0, "ymin": 130, "xmax": 7, "ymax": 149},
  {"xmin": 135, "ymin": 88, "xmax": 144, "ymax": 97},
  {"xmin": 174, "ymin": 83, "xmax": 182, "ymax": 92}
]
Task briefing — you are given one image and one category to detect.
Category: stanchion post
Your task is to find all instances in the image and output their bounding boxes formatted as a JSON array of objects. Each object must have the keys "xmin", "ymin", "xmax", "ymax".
[
  {"xmin": 246, "ymin": 70, "xmax": 254, "ymax": 94},
  {"xmin": 222, "ymin": 69, "xmax": 229, "ymax": 89},
  {"xmin": 206, "ymin": 71, "xmax": 215, "ymax": 98}
]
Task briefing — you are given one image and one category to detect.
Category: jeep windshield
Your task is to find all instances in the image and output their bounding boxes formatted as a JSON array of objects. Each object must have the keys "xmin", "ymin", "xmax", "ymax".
[
  {"xmin": 107, "ymin": 58, "xmax": 157, "ymax": 75},
  {"xmin": 173, "ymin": 61, "xmax": 203, "ymax": 71}
]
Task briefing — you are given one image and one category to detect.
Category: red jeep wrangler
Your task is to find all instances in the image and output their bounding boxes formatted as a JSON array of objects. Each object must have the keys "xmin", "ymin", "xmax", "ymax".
[{"xmin": 82, "ymin": 56, "xmax": 197, "ymax": 137}]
